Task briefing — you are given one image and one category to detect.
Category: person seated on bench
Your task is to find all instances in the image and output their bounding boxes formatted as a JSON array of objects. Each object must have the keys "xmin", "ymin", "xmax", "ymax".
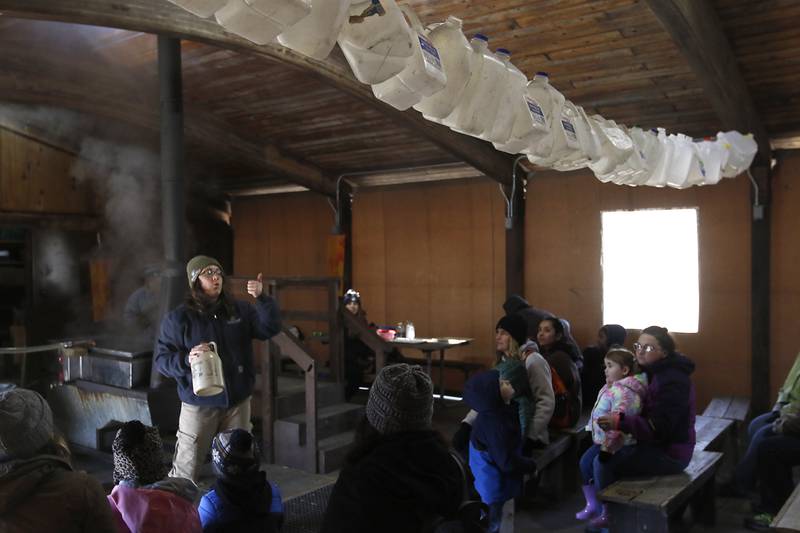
[
  {"xmin": 742, "ymin": 402, "xmax": 800, "ymax": 530},
  {"xmin": 342, "ymin": 289, "xmax": 375, "ymax": 400},
  {"xmin": 321, "ymin": 364, "xmax": 463, "ymax": 533},
  {"xmin": 452, "ymin": 315, "xmax": 555, "ymax": 456},
  {"xmin": 463, "ymin": 360, "xmax": 537, "ymax": 533},
  {"xmin": 538, "ymin": 317, "xmax": 582, "ymax": 429},
  {"xmin": 582, "ymin": 324, "xmax": 627, "ymax": 407},
  {"xmin": 576, "ymin": 347, "xmax": 648, "ymax": 528},
  {"xmin": 730, "ymin": 352, "xmax": 800, "ymax": 499},
  {"xmin": 597, "ymin": 327, "xmax": 696, "ymax": 489}
]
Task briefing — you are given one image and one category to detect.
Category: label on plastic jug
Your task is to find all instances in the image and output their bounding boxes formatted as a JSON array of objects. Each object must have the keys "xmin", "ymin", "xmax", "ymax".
[
  {"xmin": 526, "ymin": 97, "xmax": 547, "ymax": 128},
  {"xmin": 561, "ymin": 116, "xmax": 579, "ymax": 148},
  {"xmin": 418, "ymin": 34, "xmax": 443, "ymax": 73}
]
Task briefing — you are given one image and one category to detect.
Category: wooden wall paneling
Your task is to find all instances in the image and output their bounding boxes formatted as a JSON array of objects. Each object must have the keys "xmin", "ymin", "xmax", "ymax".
[
  {"xmin": 352, "ymin": 189, "xmax": 387, "ymax": 320},
  {"xmin": 770, "ymin": 151, "xmax": 800, "ymax": 400}
]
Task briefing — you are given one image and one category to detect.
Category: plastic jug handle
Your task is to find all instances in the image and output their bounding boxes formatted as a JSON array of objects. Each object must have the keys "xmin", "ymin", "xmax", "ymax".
[
  {"xmin": 208, "ymin": 341, "xmax": 217, "ymax": 354},
  {"xmin": 399, "ymin": 4, "xmax": 425, "ymax": 34}
]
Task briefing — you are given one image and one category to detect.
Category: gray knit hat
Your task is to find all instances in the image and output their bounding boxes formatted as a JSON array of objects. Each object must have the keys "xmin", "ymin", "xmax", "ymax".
[
  {"xmin": 186, "ymin": 255, "xmax": 223, "ymax": 288},
  {"xmin": 366, "ymin": 364, "xmax": 433, "ymax": 435},
  {"xmin": 0, "ymin": 389, "xmax": 54, "ymax": 458}
]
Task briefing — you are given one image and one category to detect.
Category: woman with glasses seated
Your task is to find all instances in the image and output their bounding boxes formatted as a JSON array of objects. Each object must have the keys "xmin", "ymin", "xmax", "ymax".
[
  {"xmin": 596, "ymin": 326, "xmax": 696, "ymax": 480},
  {"xmin": 155, "ymin": 255, "xmax": 282, "ymax": 482}
]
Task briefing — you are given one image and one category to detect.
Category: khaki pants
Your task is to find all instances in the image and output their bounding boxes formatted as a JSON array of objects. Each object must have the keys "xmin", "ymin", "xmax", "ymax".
[{"xmin": 169, "ymin": 396, "xmax": 252, "ymax": 482}]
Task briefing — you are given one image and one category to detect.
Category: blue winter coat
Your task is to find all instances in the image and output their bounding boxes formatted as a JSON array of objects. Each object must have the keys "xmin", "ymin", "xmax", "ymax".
[
  {"xmin": 198, "ymin": 479, "xmax": 282, "ymax": 533},
  {"xmin": 464, "ymin": 370, "xmax": 536, "ymax": 503},
  {"xmin": 155, "ymin": 294, "xmax": 281, "ymax": 408}
]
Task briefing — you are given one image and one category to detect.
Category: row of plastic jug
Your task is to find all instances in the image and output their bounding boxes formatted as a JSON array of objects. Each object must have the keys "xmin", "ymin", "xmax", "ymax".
[
  {"xmin": 167, "ymin": 0, "xmax": 352, "ymax": 59},
  {"xmin": 167, "ymin": 0, "xmax": 758, "ymax": 188}
]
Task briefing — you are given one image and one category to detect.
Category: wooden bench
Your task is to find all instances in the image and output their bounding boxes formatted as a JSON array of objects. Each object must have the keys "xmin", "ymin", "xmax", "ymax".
[
  {"xmin": 702, "ymin": 396, "xmax": 751, "ymax": 423},
  {"xmin": 694, "ymin": 414, "xmax": 734, "ymax": 452},
  {"xmin": 772, "ymin": 482, "xmax": 800, "ymax": 532},
  {"xmin": 600, "ymin": 450, "xmax": 723, "ymax": 532}
]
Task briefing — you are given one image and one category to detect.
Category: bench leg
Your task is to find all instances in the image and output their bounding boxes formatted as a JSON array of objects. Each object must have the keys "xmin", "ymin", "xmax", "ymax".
[
  {"xmin": 608, "ymin": 503, "xmax": 669, "ymax": 533},
  {"xmin": 690, "ymin": 474, "xmax": 717, "ymax": 526}
]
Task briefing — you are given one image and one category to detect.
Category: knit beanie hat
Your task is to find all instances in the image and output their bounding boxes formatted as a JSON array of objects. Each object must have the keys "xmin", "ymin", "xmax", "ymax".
[
  {"xmin": 211, "ymin": 429, "xmax": 260, "ymax": 480},
  {"xmin": 186, "ymin": 255, "xmax": 223, "ymax": 288},
  {"xmin": 366, "ymin": 364, "xmax": 433, "ymax": 435},
  {"xmin": 343, "ymin": 289, "xmax": 361, "ymax": 305},
  {"xmin": 496, "ymin": 314, "xmax": 528, "ymax": 346},
  {"xmin": 0, "ymin": 389, "xmax": 54, "ymax": 459},
  {"xmin": 112, "ymin": 421, "xmax": 168, "ymax": 485}
]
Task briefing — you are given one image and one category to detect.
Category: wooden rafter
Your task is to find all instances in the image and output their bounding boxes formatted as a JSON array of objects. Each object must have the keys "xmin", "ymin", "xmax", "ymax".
[
  {"xmin": 0, "ymin": 0, "xmax": 515, "ymax": 186},
  {"xmin": 643, "ymin": 0, "xmax": 771, "ymax": 163}
]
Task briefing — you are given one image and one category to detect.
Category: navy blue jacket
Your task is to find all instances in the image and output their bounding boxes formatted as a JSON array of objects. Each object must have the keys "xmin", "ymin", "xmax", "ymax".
[
  {"xmin": 155, "ymin": 294, "xmax": 281, "ymax": 408},
  {"xmin": 464, "ymin": 370, "xmax": 535, "ymax": 474}
]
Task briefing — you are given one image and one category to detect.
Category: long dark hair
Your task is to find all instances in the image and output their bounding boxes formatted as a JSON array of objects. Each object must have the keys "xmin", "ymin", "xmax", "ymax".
[
  {"xmin": 185, "ymin": 278, "xmax": 237, "ymax": 319},
  {"xmin": 539, "ymin": 317, "xmax": 571, "ymax": 355}
]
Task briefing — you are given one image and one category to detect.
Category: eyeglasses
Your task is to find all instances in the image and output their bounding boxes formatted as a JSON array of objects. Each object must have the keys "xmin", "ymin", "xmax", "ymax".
[
  {"xmin": 199, "ymin": 267, "xmax": 223, "ymax": 279},
  {"xmin": 633, "ymin": 342, "xmax": 658, "ymax": 354}
]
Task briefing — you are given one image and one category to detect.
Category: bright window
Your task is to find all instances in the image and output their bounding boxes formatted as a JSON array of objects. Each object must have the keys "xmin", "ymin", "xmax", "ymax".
[{"xmin": 602, "ymin": 208, "xmax": 699, "ymax": 333}]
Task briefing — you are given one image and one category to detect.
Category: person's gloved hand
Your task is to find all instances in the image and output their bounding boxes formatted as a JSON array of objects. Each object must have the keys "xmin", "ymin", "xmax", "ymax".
[
  {"xmin": 598, "ymin": 450, "xmax": 613, "ymax": 463},
  {"xmin": 452, "ymin": 422, "xmax": 472, "ymax": 453}
]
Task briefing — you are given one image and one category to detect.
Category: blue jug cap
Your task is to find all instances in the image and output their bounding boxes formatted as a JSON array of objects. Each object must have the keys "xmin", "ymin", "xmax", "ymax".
[
  {"xmin": 497, "ymin": 48, "xmax": 511, "ymax": 55},
  {"xmin": 473, "ymin": 33, "xmax": 488, "ymax": 42},
  {"xmin": 536, "ymin": 71, "xmax": 549, "ymax": 77}
]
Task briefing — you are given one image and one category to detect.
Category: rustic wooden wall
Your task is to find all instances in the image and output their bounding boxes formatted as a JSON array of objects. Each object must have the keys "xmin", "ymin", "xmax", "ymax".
[
  {"xmin": 0, "ymin": 128, "xmax": 95, "ymax": 214},
  {"xmin": 770, "ymin": 151, "xmax": 800, "ymax": 400},
  {"xmin": 351, "ymin": 179, "xmax": 507, "ymax": 387},
  {"xmin": 525, "ymin": 169, "xmax": 752, "ymax": 410}
]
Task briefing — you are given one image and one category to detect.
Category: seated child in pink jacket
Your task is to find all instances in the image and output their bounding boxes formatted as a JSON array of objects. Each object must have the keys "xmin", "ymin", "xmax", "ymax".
[{"xmin": 575, "ymin": 347, "xmax": 648, "ymax": 528}]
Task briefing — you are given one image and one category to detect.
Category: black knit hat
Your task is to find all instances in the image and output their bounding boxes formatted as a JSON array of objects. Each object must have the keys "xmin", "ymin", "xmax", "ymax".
[
  {"xmin": 211, "ymin": 429, "xmax": 260, "ymax": 480},
  {"xmin": 112, "ymin": 421, "xmax": 168, "ymax": 485},
  {"xmin": 496, "ymin": 314, "xmax": 528, "ymax": 346},
  {"xmin": 366, "ymin": 364, "xmax": 433, "ymax": 435}
]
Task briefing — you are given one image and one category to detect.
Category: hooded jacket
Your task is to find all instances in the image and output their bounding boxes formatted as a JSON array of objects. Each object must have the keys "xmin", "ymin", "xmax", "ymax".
[
  {"xmin": 199, "ymin": 472, "xmax": 283, "ymax": 533},
  {"xmin": 502, "ymin": 295, "xmax": 552, "ymax": 341},
  {"xmin": 0, "ymin": 455, "xmax": 117, "ymax": 533},
  {"xmin": 587, "ymin": 373, "xmax": 648, "ymax": 453},
  {"xmin": 321, "ymin": 430, "xmax": 462, "ymax": 533},
  {"xmin": 108, "ymin": 477, "xmax": 202, "ymax": 533},
  {"xmin": 155, "ymin": 293, "xmax": 281, "ymax": 407},
  {"xmin": 619, "ymin": 353, "xmax": 696, "ymax": 465}
]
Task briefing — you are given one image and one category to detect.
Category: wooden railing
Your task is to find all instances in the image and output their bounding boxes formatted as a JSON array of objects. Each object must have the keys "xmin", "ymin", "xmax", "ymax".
[{"xmin": 341, "ymin": 310, "xmax": 393, "ymax": 375}]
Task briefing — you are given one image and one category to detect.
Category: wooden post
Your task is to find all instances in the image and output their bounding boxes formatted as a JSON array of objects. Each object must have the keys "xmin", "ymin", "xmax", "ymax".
[
  {"xmin": 750, "ymin": 163, "xmax": 771, "ymax": 414},
  {"xmin": 505, "ymin": 178, "xmax": 525, "ymax": 298},
  {"xmin": 259, "ymin": 339, "xmax": 275, "ymax": 463}
]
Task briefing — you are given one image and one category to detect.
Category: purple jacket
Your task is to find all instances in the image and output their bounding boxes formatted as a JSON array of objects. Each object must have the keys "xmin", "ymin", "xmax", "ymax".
[{"xmin": 619, "ymin": 353, "xmax": 696, "ymax": 465}]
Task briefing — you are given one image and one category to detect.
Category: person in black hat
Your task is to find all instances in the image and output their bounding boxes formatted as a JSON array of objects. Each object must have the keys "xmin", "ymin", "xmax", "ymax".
[
  {"xmin": 198, "ymin": 429, "xmax": 283, "ymax": 533},
  {"xmin": 154, "ymin": 255, "xmax": 282, "ymax": 482},
  {"xmin": 453, "ymin": 314, "xmax": 556, "ymax": 456},
  {"xmin": 321, "ymin": 364, "xmax": 462, "ymax": 533}
]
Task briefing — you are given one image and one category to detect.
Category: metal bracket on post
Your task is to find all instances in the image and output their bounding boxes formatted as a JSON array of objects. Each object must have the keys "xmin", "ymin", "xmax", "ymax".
[
  {"xmin": 499, "ymin": 156, "xmax": 531, "ymax": 229},
  {"xmin": 747, "ymin": 169, "xmax": 764, "ymax": 221}
]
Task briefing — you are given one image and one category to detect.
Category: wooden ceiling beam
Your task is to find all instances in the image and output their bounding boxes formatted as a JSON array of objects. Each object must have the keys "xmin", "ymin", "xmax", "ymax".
[
  {"xmin": 0, "ymin": 63, "xmax": 339, "ymax": 196},
  {"xmin": 642, "ymin": 0, "xmax": 771, "ymax": 163},
  {"xmin": 0, "ymin": 0, "xmax": 515, "ymax": 185}
]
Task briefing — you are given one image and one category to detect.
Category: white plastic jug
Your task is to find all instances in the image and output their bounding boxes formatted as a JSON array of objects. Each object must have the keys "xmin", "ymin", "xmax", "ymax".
[
  {"xmin": 216, "ymin": 0, "xmax": 311, "ymax": 45},
  {"xmin": 482, "ymin": 50, "xmax": 527, "ymax": 144},
  {"xmin": 191, "ymin": 342, "xmax": 225, "ymax": 397},
  {"xmin": 587, "ymin": 116, "xmax": 634, "ymax": 176},
  {"xmin": 495, "ymin": 72, "xmax": 554, "ymax": 155},
  {"xmin": 692, "ymin": 139, "xmax": 727, "ymax": 185},
  {"xmin": 641, "ymin": 129, "xmax": 672, "ymax": 187},
  {"xmin": 444, "ymin": 35, "xmax": 507, "ymax": 137},
  {"xmin": 527, "ymin": 97, "xmax": 585, "ymax": 169},
  {"xmin": 523, "ymin": 74, "xmax": 566, "ymax": 162},
  {"xmin": 412, "ymin": 16, "xmax": 472, "ymax": 121},
  {"xmin": 601, "ymin": 126, "xmax": 654, "ymax": 185},
  {"xmin": 278, "ymin": 0, "xmax": 352, "ymax": 60},
  {"xmin": 718, "ymin": 131, "xmax": 758, "ymax": 177},
  {"xmin": 552, "ymin": 104, "xmax": 602, "ymax": 172},
  {"xmin": 665, "ymin": 134, "xmax": 696, "ymax": 188},
  {"xmin": 166, "ymin": 0, "xmax": 228, "ymax": 18},
  {"xmin": 337, "ymin": 0, "xmax": 415, "ymax": 85},
  {"xmin": 371, "ymin": 6, "xmax": 447, "ymax": 111}
]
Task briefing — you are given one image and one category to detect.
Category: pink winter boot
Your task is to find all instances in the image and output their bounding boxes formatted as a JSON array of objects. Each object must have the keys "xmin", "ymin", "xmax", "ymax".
[
  {"xmin": 589, "ymin": 504, "xmax": 609, "ymax": 529},
  {"xmin": 575, "ymin": 485, "xmax": 600, "ymax": 520}
]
